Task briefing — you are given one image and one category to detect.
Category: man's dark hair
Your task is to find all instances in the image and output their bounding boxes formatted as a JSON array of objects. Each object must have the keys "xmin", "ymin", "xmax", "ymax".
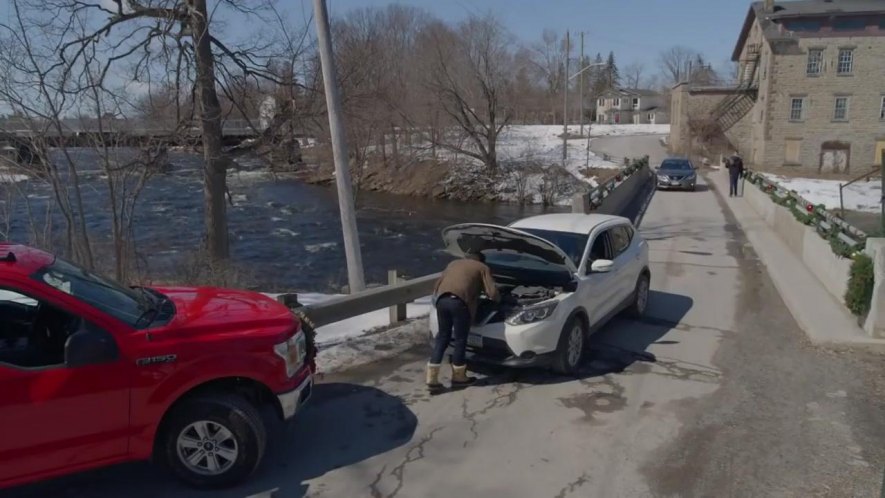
[{"xmin": 465, "ymin": 251, "xmax": 485, "ymax": 263}]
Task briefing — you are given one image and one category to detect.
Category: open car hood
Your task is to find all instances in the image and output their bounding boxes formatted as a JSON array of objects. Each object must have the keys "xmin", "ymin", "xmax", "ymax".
[{"xmin": 442, "ymin": 223, "xmax": 578, "ymax": 274}]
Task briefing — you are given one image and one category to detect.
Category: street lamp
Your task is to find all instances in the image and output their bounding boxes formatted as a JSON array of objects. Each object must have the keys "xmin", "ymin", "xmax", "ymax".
[{"xmin": 562, "ymin": 60, "xmax": 607, "ymax": 168}]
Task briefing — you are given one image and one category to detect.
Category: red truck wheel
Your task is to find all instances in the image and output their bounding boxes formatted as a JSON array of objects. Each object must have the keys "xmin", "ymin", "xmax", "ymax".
[{"xmin": 161, "ymin": 394, "xmax": 267, "ymax": 489}]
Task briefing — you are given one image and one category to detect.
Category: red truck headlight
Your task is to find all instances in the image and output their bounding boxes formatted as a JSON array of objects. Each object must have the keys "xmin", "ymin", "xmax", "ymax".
[{"xmin": 274, "ymin": 331, "xmax": 307, "ymax": 377}]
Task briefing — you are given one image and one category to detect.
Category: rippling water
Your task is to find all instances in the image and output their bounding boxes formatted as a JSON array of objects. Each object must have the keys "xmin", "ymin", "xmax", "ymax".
[{"xmin": 1, "ymin": 149, "xmax": 563, "ymax": 291}]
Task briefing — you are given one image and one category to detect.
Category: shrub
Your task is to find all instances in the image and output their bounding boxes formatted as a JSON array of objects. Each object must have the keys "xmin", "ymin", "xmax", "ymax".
[{"xmin": 845, "ymin": 254, "xmax": 875, "ymax": 316}]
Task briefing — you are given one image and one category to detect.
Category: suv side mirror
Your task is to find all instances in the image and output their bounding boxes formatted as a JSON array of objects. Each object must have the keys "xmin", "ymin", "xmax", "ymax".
[
  {"xmin": 65, "ymin": 325, "xmax": 119, "ymax": 368},
  {"xmin": 590, "ymin": 259, "xmax": 614, "ymax": 273}
]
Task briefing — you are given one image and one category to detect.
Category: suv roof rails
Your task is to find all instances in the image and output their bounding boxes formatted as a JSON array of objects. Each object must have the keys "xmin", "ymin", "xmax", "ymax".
[{"xmin": 0, "ymin": 252, "xmax": 16, "ymax": 263}]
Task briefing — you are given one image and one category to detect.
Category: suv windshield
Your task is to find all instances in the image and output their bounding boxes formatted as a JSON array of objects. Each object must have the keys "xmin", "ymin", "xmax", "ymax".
[
  {"xmin": 32, "ymin": 258, "xmax": 148, "ymax": 327},
  {"xmin": 518, "ymin": 228, "xmax": 588, "ymax": 267},
  {"xmin": 660, "ymin": 160, "xmax": 693, "ymax": 171}
]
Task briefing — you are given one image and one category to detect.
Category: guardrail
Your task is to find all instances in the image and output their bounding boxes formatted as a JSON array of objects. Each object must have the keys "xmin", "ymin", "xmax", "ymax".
[
  {"xmin": 744, "ymin": 170, "xmax": 867, "ymax": 257},
  {"xmin": 276, "ymin": 271, "xmax": 440, "ymax": 329}
]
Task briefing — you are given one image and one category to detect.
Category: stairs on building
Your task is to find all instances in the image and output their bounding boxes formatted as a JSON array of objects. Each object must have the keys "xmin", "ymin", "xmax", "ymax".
[{"xmin": 711, "ymin": 82, "xmax": 758, "ymax": 132}]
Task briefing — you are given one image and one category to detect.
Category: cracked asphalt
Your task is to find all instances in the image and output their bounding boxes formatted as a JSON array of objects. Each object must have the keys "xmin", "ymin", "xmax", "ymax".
[{"xmin": 4, "ymin": 136, "xmax": 883, "ymax": 498}]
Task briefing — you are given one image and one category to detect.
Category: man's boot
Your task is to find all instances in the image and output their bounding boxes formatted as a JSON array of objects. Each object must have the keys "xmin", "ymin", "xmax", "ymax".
[
  {"xmin": 426, "ymin": 363, "xmax": 444, "ymax": 394},
  {"xmin": 451, "ymin": 364, "xmax": 476, "ymax": 388}
]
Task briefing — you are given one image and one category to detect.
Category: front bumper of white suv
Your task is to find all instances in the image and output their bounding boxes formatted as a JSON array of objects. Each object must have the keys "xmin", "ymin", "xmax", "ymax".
[{"xmin": 429, "ymin": 301, "xmax": 566, "ymax": 368}]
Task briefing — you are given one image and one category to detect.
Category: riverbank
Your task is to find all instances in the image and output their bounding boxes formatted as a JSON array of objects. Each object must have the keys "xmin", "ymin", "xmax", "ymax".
[{"xmin": 296, "ymin": 124, "xmax": 668, "ymax": 206}]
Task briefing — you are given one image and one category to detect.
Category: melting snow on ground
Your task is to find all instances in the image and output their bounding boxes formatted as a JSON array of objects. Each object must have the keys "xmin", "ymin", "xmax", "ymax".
[{"xmin": 763, "ymin": 174, "xmax": 883, "ymax": 213}]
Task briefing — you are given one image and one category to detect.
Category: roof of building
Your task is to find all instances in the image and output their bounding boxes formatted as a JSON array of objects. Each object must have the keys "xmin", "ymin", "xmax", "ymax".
[
  {"xmin": 509, "ymin": 213, "xmax": 630, "ymax": 234},
  {"xmin": 731, "ymin": 0, "xmax": 885, "ymax": 61},
  {"xmin": 600, "ymin": 88, "xmax": 660, "ymax": 98}
]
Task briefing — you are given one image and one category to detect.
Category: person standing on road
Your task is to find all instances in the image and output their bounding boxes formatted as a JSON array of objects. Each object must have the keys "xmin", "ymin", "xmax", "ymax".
[
  {"xmin": 727, "ymin": 153, "xmax": 744, "ymax": 197},
  {"xmin": 428, "ymin": 251, "xmax": 500, "ymax": 393}
]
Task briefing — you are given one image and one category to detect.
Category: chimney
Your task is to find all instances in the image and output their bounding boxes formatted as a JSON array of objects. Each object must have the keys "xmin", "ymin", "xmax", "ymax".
[{"xmin": 763, "ymin": 0, "xmax": 775, "ymax": 12}]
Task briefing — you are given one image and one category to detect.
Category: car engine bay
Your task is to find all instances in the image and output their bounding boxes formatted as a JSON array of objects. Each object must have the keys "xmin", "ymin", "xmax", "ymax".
[{"xmin": 475, "ymin": 284, "xmax": 560, "ymax": 325}]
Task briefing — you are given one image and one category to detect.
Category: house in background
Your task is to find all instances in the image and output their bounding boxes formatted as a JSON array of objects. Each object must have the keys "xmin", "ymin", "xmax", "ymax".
[
  {"xmin": 670, "ymin": 0, "xmax": 885, "ymax": 174},
  {"xmin": 596, "ymin": 88, "xmax": 669, "ymax": 125}
]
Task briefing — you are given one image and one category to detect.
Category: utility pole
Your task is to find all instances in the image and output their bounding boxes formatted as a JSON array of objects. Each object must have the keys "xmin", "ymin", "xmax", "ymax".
[
  {"xmin": 562, "ymin": 30, "xmax": 570, "ymax": 168},
  {"xmin": 313, "ymin": 0, "xmax": 366, "ymax": 292},
  {"xmin": 579, "ymin": 31, "xmax": 585, "ymax": 137}
]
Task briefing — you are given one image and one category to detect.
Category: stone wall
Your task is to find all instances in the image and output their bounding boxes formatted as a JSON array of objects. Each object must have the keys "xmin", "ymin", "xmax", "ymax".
[{"xmin": 762, "ymin": 35, "xmax": 885, "ymax": 173}]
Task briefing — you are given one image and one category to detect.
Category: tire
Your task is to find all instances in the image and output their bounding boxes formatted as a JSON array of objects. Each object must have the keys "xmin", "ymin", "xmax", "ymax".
[
  {"xmin": 160, "ymin": 394, "xmax": 267, "ymax": 489},
  {"xmin": 629, "ymin": 273, "xmax": 651, "ymax": 317},
  {"xmin": 552, "ymin": 316, "xmax": 586, "ymax": 376}
]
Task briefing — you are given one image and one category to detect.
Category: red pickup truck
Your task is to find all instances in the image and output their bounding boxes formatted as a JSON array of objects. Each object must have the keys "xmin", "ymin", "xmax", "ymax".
[{"xmin": 0, "ymin": 244, "xmax": 315, "ymax": 489}]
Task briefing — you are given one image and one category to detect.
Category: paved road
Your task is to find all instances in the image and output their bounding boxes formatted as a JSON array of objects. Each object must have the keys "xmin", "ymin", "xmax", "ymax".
[{"xmin": 6, "ymin": 136, "xmax": 884, "ymax": 498}]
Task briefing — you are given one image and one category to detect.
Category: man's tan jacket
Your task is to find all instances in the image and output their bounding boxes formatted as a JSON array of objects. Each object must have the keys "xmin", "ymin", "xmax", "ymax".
[{"xmin": 433, "ymin": 258, "xmax": 500, "ymax": 319}]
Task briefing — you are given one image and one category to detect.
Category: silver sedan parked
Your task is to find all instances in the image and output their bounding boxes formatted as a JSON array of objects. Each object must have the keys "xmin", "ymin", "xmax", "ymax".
[{"xmin": 654, "ymin": 158, "xmax": 697, "ymax": 191}]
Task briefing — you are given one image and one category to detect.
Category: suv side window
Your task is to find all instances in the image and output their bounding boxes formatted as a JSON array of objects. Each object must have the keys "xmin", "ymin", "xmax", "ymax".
[
  {"xmin": 586, "ymin": 231, "xmax": 611, "ymax": 269},
  {"xmin": 610, "ymin": 225, "xmax": 632, "ymax": 258},
  {"xmin": 0, "ymin": 288, "xmax": 81, "ymax": 369}
]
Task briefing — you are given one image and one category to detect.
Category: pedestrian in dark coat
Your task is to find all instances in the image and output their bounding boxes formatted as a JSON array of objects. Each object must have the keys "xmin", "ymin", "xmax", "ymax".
[{"xmin": 727, "ymin": 153, "xmax": 744, "ymax": 197}]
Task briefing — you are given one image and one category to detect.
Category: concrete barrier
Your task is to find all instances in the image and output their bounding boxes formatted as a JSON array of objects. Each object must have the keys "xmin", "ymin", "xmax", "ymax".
[
  {"xmin": 864, "ymin": 239, "xmax": 885, "ymax": 338},
  {"xmin": 572, "ymin": 165, "xmax": 653, "ymax": 219},
  {"xmin": 596, "ymin": 166, "xmax": 653, "ymax": 217},
  {"xmin": 744, "ymin": 180, "xmax": 852, "ymax": 312}
]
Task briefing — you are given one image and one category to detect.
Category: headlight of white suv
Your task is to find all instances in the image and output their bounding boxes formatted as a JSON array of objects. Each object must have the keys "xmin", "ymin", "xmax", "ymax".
[
  {"xmin": 506, "ymin": 301, "xmax": 559, "ymax": 326},
  {"xmin": 274, "ymin": 331, "xmax": 307, "ymax": 377}
]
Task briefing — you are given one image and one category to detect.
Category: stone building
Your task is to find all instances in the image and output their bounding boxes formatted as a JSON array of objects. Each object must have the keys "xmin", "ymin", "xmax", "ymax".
[
  {"xmin": 670, "ymin": 0, "xmax": 885, "ymax": 174},
  {"xmin": 596, "ymin": 88, "xmax": 669, "ymax": 125}
]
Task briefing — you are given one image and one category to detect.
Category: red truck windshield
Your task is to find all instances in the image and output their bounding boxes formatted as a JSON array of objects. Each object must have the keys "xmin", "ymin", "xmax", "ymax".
[{"xmin": 32, "ymin": 258, "xmax": 148, "ymax": 327}]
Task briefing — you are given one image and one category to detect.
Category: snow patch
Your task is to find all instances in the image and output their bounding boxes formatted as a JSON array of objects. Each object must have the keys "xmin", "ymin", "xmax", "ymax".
[
  {"xmin": 0, "ymin": 173, "xmax": 29, "ymax": 184},
  {"xmin": 763, "ymin": 174, "xmax": 883, "ymax": 213}
]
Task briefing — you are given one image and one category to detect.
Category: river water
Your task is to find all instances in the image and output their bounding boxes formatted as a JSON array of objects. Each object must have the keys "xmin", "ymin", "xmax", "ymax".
[{"xmin": 1, "ymin": 150, "xmax": 562, "ymax": 291}]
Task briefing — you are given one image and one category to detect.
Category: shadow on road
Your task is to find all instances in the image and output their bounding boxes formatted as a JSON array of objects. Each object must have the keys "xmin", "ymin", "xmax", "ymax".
[
  {"xmin": 2, "ymin": 383, "xmax": 416, "ymax": 498},
  {"xmin": 655, "ymin": 183, "xmax": 711, "ymax": 193},
  {"xmin": 470, "ymin": 290, "xmax": 694, "ymax": 386}
]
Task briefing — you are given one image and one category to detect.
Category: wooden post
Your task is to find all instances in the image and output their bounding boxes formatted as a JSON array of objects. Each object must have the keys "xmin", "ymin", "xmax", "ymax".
[{"xmin": 388, "ymin": 270, "xmax": 407, "ymax": 324}]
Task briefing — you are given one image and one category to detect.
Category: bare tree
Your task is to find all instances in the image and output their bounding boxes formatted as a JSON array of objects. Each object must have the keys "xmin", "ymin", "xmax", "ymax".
[
  {"xmin": 659, "ymin": 46, "xmax": 696, "ymax": 86},
  {"xmin": 25, "ymin": 0, "xmax": 310, "ymax": 262},
  {"xmin": 420, "ymin": 15, "xmax": 515, "ymax": 171},
  {"xmin": 624, "ymin": 62, "xmax": 645, "ymax": 89}
]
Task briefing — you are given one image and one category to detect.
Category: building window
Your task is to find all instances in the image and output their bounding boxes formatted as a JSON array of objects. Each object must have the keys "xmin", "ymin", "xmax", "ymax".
[
  {"xmin": 880, "ymin": 96, "xmax": 885, "ymax": 120},
  {"xmin": 833, "ymin": 18, "xmax": 867, "ymax": 32},
  {"xmin": 598, "ymin": 98, "xmax": 605, "ymax": 107},
  {"xmin": 790, "ymin": 97, "xmax": 805, "ymax": 121},
  {"xmin": 613, "ymin": 98, "xmax": 621, "ymax": 107},
  {"xmin": 785, "ymin": 139, "xmax": 801, "ymax": 165},
  {"xmin": 833, "ymin": 96, "xmax": 849, "ymax": 121},
  {"xmin": 806, "ymin": 49, "xmax": 823, "ymax": 75},
  {"xmin": 632, "ymin": 98, "xmax": 639, "ymax": 110},
  {"xmin": 837, "ymin": 49, "xmax": 854, "ymax": 74}
]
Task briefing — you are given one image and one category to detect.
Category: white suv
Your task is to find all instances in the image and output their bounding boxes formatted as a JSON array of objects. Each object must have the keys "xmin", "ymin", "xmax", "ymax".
[{"xmin": 430, "ymin": 213, "xmax": 650, "ymax": 375}]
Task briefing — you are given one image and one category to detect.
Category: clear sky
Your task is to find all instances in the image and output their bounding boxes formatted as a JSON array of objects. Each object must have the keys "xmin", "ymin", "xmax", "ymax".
[{"xmin": 315, "ymin": 0, "xmax": 752, "ymax": 72}]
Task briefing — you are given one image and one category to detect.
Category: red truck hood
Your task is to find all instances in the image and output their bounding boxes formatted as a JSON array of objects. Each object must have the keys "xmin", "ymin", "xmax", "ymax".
[{"xmin": 155, "ymin": 287, "xmax": 296, "ymax": 337}]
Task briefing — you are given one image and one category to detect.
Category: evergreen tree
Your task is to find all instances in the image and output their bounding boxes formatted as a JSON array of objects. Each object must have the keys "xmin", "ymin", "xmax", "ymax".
[{"xmin": 605, "ymin": 51, "xmax": 620, "ymax": 89}]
